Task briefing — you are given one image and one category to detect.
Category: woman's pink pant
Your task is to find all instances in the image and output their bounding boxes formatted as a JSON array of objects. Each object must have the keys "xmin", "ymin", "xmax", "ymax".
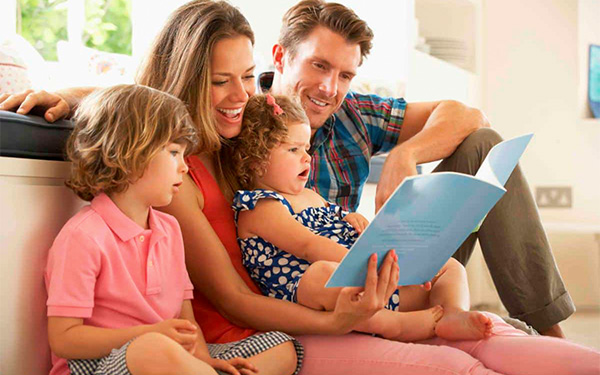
[{"xmin": 296, "ymin": 313, "xmax": 599, "ymax": 375}]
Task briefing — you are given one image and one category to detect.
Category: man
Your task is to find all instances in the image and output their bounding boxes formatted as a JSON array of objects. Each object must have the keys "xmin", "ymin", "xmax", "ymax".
[{"xmin": 260, "ymin": 0, "xmax": 573, "ymax": 337}]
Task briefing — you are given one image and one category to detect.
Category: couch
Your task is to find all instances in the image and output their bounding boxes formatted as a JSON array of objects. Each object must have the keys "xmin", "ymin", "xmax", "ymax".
[{"xmin": 0, "ymin": 110, "xmax": 83, "ymax": 374}]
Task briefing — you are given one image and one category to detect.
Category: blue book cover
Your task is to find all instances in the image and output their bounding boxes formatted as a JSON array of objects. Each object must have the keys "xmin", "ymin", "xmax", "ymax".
[{"xmin": 326, "ymin": 133, "xmax": 534, "ymax": 287}]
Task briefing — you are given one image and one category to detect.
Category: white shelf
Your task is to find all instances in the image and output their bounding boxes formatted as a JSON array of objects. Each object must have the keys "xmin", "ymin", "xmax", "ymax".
[
  {"xmin": 414, "ymin": 0, "xmax": 479, "ymax": 73},
  {"xmin": 412, "ymin": 49, "xmax": 475, "ymax": 75}
]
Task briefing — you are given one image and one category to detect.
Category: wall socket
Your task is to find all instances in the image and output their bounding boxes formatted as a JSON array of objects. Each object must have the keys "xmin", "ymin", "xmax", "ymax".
[{"xmin": 535, "ymin": 186, "xmax": 572, "ymax": 208}]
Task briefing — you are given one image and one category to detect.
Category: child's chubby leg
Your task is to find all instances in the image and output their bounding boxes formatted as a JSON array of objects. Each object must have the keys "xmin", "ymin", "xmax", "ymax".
[
  {"xmin": 296, "ymin": 260, "xmax": 444, "ymax": 342},
  {"xmin": 126, "ymin": 332, "xmax": 217, "ymax": 375},
  {"xmin": 397, "ymin": 258, "xmax": 493, "ymax": 341}
]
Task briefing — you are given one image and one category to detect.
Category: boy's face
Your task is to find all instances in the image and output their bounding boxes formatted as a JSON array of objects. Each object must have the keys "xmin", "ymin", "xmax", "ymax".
[
  {"xmin": 132, "ymin": 143, "xmax": 188, "ymax": 207},
  {"xmin": 255, "ymin": 122, "xmax": 312, "ymax": 195},
  {"xmin": 274, "ymin": 26, "xmax": 361, "ymax": 132}
]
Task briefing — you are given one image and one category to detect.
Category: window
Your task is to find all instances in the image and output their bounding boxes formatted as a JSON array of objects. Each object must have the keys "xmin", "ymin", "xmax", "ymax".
[
  {"xmin": 17, "ymin": 0, "xmax": 68, "ymax": 61},
  {"xmin": 83, "ymin": 0, "xmax": 131, "ymax": 55},
  {"xmin": 17, "ymin": 0, "xmax": 131, "ymax": 61}
]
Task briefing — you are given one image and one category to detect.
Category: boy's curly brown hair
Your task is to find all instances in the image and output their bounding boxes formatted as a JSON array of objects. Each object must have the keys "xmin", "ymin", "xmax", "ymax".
[
  {"xmin": 65, "ymin": 84, "xmax": 198, "ymax": 201},
  {"xmin": 230, "ymin": 94, "xmax": 308, "ymax": 190}
]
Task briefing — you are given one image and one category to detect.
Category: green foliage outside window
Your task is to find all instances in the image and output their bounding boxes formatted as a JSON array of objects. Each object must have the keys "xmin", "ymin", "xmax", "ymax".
[
  {"xmin": 17, "ymin": 0, "xmax": 68, "ymax": 61},
  {"xmin": 84, "ymin": 0, "xmax": 132, "ymax": 55},
  {"xmin": 17, "ymin": 0, "xmax": 131, "ymax": 62}
]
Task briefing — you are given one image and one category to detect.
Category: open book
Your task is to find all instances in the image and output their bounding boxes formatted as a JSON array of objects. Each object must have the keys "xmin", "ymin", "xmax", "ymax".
[{"xmin": 326, "ymin": 133, "xmax": 533, "ymax": 287}]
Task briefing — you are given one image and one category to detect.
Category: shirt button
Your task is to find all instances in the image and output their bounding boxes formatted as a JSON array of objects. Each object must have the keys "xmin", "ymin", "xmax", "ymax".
[
  {"xmin": 149, "ymin": 261, "xmax": 154, "ymax": 267},
  {"xmin": 139, "ymin": 235, "xmax": 145, "ymax": 242}
]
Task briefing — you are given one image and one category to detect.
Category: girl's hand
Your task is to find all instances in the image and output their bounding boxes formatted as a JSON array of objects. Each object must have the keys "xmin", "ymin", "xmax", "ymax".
[
  {"xmin": 0, "ymin": 89, "xmax": 70, "ymax": 122},
  {"xmin": 343, "ymin": 212, "xmax": 369, "ymax": 234},
  {"xmin": 151, "ymin": 319, "xmax": 198, "ymax": 353},
  {"xmin": 208, "ymin": 357, "xmax": 258, "ymax": 375},
  {"xmin": 332, "ymin": 250, "xmax": 399, "ymax": 332}
]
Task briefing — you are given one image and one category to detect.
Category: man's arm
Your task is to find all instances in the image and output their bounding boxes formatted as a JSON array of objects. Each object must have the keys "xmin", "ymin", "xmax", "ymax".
[
  {"xmin": 375, "ymin": 100, "xmax": 490, "ymax": 211},
  {"xmin": 0, "ymin": 87, "xmax": 97, "ymax": 122}
]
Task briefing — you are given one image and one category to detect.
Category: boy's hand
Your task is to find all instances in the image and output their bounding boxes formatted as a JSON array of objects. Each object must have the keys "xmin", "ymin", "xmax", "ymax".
[
  {"xmin": 208, "ymin": 357, "xmax": 258, "ymax": 375},
  {"xmin": 152, "ymin": 319, "xmax": 198, "ymax": 352},
  {"xmin": 343, "ymin": 213, "xmax": 369, "ymax": 234}
]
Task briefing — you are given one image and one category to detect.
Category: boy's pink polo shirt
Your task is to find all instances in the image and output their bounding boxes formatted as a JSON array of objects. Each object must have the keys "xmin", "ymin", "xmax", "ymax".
[{"xmin": 45, "ymin": 193, "xmax": 193, "ymax": 375}]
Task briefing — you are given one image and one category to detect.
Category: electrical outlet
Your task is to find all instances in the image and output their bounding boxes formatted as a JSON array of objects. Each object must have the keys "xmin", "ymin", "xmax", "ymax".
[{"xmin": 535, "ymin": 186, "xmax": 572, "ymax": 208}]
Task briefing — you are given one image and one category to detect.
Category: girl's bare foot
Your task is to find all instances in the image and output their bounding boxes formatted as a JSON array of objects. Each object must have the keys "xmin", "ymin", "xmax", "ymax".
[
  {"xmin": 435, "ymin": 310, "xmax": 493, "ymax": 341},
  {"xmin": 382, "ymin": 305, "xmax": 444, "ymax": 342}
]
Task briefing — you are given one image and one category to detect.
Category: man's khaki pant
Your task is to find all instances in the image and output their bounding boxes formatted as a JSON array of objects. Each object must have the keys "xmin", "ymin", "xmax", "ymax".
[{"xmin": 434, "ymin": 128, "xmax": 574, "ymax": 331}]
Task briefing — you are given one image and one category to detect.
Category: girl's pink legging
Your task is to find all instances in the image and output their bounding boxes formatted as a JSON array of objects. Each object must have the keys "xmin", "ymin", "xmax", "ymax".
[{"xmin": 296, "ymin": 313, "xmax": 600, "ymax": 375}]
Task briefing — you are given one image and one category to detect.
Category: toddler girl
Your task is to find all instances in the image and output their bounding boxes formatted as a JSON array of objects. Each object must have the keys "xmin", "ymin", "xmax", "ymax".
[
  {"xmin": 231, "ymin": 94, "xmax": 493, "ymax": 342},
  {"xmin": 45, "ymin": 85, "xmax": 300, "ymax": 375}
]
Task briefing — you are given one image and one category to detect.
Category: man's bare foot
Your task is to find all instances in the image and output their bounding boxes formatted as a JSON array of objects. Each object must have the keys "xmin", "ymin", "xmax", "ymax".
[
  {"xmin": 539, "ymin": 324, "xmax": 566, "ymax": 338},
  {"xmin": 382, "ymin": 305, "xmax": 444, "ymax": 342},
  {"xmin": 435, "ymin": 310, "xmax": 493, "ymax": 341}
]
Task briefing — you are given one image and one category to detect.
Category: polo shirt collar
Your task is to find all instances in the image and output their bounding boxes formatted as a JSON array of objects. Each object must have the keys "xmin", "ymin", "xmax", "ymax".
[{"xmin": 91, "ymin": 193, "xmax": 167, "ymax": 243}]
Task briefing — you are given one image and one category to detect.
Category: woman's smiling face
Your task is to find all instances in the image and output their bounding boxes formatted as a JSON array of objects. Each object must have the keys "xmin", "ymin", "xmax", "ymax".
[{"xmin": 210, "ymin": 35, "xmax": 256, "ymax": 139}]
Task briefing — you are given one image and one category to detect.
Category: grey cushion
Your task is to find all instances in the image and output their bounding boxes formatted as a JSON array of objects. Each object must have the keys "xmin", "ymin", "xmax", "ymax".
[{"xmin": 0, "ymin": 110, "xmax": 73, "ymax": 160}]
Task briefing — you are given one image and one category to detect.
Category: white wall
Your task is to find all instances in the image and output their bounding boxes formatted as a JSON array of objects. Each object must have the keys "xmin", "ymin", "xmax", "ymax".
[
  {"xmin": 482, "ymin": 0, "xmax": 600, "ymax": 226},
  {"xmin": 0, "ymin": 0, "xmax": 16, "ymax": 36},
  {"xmin": 131, "ymin": 0, "xmax": 188, "ymax": 64}
]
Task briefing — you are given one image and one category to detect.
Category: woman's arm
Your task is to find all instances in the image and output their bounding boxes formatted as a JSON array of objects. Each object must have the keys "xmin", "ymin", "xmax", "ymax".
[
  {"xmin": 237, "ymin": 199, "xmax": 348, "ymax": 263},
  {"xmin": 160, "ymin": 175, "xmax": 398, "ymax": 336}
]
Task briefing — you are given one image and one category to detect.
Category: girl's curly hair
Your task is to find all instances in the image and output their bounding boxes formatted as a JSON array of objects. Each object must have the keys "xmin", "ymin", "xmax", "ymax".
[
  {"xmin": 65, "ymin": 84, "xmax": 198, "ymax": 201},
  {"xmin": 230, "ymin": 94, "xmax": 308, "ymax": 190}
]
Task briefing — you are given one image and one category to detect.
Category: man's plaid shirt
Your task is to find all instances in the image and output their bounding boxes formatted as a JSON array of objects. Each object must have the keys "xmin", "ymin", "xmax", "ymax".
[{"xmin": 259, "ymin": 72, "xmax": 406, "ymax": 211}]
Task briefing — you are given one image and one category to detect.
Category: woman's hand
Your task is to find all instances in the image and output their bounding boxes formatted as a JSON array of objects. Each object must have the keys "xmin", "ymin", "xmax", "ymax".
[
  {"xmin": 343, "ymin": 212, "xmax": 369, "ymax": 234},
  {"xmin": 332, "ymin": 250, "xmax": 399, "ymax": 333},
  {"xmin": 0, "ymin": 89, "xmax": 70, "ymax": 122},
  {"xmin": 207, "ymin": 357, "xmax": 258, "ymax": 375}
]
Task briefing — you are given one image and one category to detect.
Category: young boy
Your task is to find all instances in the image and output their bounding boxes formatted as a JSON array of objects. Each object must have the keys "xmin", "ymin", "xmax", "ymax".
[{"xmin": 45, "ymin": 84, "xmax": 296, "ymax": 375}]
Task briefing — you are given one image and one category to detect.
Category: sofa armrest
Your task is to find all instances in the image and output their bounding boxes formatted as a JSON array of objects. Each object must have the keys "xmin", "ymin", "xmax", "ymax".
[{"xmin": 0, "ymin": 110, "xmax": 73, "ymax": 161}]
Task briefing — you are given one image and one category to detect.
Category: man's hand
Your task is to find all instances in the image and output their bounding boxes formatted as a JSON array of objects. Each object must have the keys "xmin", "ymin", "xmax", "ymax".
[
  {"xmin": 343, "ymin": 212, "xmax": 369, "ymax": 234},
  {"xmin": 0, "ymin": 90, "xmax": 70, "ymax": 122},
  {"xmin": 375, "ymin": 147, "xmax": 418, "ymax": 213}
]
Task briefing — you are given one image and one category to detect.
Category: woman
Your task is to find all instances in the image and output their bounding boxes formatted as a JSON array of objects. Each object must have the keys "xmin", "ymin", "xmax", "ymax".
[{"xmin": 2, "ymin": 1, "xmax": 598, "ymax": 374}]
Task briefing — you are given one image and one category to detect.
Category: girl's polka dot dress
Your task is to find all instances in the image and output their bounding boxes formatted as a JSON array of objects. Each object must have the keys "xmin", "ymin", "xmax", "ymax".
[{"xmin": 233, "ymin": 189, "xmax": 399, "ymax": 310}]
